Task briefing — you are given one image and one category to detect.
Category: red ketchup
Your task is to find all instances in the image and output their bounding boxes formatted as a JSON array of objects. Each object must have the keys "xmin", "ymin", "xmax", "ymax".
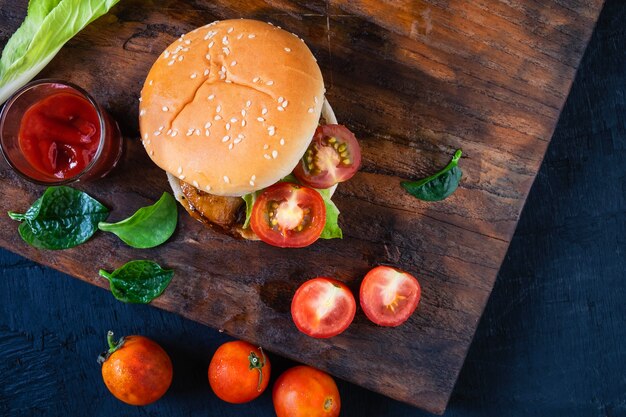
[{"xmin": 18, "ymin": 92, "xmax": 101, "ymax": 179}]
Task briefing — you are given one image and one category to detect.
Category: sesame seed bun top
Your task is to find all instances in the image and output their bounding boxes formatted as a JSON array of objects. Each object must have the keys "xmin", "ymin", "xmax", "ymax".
[{"xmin": 139, "ymin": 19, "xmax": 325, "ymax": 196}]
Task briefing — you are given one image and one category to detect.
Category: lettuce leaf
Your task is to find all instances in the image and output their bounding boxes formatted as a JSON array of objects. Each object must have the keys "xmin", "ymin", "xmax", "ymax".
[
  {"xmin": 0, "ymin": 0, "xmax": 122, "ymax": 104},
  {"xmin": 241, "ymin": 179, "xmax": 342, "ymax": 240}
]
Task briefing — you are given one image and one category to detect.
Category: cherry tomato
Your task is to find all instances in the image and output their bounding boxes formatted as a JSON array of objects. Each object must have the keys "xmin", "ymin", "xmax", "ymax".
[
  {"xmin": 291, "ymin": 278, "xmax": 356, "ymax": 338},
  {"xmin": 208, "ymin": 340, "xmax": 271, "ymax": 404},
  {"xmin": 293, "ymin": 124, "xmax": 362, "ymax": 189},
  {"xmin": 359, "ymin": 266, "xmax": 421, "ymax": 327},
  {"xmin": 273, "ymin": 366, "xmax": 340, "ymax": 417},
  {"xmin": 250, "ymin": 182, "xmax": 326, "ymax": 248},
  {"xmin": 99, "ymin": 331, "xmax": 173, "ymax": 406}
]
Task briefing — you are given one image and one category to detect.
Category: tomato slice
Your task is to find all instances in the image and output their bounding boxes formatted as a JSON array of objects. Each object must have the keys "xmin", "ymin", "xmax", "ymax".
[
  {"xmin": 250, "ymin": 182, "xmax": 326, "ymax": 248},
  {"xmin": 291, "ymin": 278, "xmax": 356, "ymax": 338},
  {"xmin": 293, "ymin": 124, "xmax": 362, "ymax": 189},
  {"xmin": 359, "ymin": 266, "xmax": 421, "ymax": 327}
]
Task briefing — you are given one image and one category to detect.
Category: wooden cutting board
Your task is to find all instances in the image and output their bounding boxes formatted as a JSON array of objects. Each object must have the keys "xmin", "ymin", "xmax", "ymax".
[{"xmin": 0, "ymin": 0, "xmax": 604, "ymax": 413}]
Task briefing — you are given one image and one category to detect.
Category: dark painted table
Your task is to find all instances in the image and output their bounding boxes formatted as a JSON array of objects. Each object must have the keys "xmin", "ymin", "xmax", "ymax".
[{"xmin": 1, "ymin": 1, "xmax": 625, "ymax": 416}]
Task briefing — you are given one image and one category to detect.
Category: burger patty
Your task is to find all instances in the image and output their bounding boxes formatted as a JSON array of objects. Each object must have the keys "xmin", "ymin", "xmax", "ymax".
[{"xmin": 179, "ymin": 180, "xmax": 244, "ymax": 228}]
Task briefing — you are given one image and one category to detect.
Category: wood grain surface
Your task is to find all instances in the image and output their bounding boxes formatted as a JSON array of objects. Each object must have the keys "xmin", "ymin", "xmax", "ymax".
[{"xmin": 0, "ymin": 1, "xmax": 604, "ymax": 413}]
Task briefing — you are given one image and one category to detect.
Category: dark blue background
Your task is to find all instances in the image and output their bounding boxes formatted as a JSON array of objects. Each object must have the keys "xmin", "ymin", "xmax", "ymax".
[{"xmin": 1, "ymin": 1, "xmax": 625, "ymax": 416}]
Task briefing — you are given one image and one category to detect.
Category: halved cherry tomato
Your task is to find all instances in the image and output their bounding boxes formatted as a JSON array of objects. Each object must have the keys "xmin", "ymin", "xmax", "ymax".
[
  {"xmin": 359, "ymin": 266, "xmax": 421, "ymax": 327},
  {"xmin": 208, "ymin": 340, "xmax": 271, "ymax": 404},
  {"xmin": 291, "ymin": 277, "xmax": 356, "ymax": 338},
  {"xmin": 250, "ymin": 182, "xmax": 326, "ymax": 248},
  {"xmin": 98, "ymin": 331, "xmax": 173, "ymax": 406},
  {"xmin": 293, "ymin": 124, "xmax": 362, "ymax": 189},
  {"xmin": 273, "ymin": 365, "xmax": 341, "ymax": 417}
]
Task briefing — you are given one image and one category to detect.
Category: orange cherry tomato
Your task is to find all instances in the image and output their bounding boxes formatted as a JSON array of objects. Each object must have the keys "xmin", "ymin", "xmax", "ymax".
[
  {"xmin": 99, "ymin": 331, "xmax": 173, "ymax": 406},
  {"xmin": 208, "ymin": 340, "xmax": 271, "ymax": 404},
  {"xmin": 273, "ymin": 366, "xmax": 340, "ymax": 417}
]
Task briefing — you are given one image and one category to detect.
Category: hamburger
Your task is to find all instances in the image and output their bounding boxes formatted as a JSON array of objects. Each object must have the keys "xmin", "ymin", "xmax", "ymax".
[{"xmin": 138, "ymin": 19, "xmax": 361, "ymax": 247}]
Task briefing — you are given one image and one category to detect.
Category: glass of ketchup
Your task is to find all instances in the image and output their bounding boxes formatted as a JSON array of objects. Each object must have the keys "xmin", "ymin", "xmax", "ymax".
[{"xmin": 0, "ymin": 80, "xmax": 123, "ymax": 184}]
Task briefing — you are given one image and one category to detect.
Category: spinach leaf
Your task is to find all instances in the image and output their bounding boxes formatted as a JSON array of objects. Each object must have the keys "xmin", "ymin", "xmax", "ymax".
[
  {"xmin": 98, "ymin": 192, "xmax": 178, "ymax": 248},
  {"xmin": 99, "ymin": 260, "xmax": 174, "ymax": 304},
  {"xmin": 8, "ymin": 186, "xmax": 109, "ymax": 249},
  {"xmin": 401, "ymin": 149, "xmax": 463, "ymax": 201}
]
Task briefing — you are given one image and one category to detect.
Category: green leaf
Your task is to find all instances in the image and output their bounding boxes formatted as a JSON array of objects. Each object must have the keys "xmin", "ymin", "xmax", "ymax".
[
  {"xmin": 99, "ymin": 260, "xmax": 174, "ymax": 304},
  {"xmin": 240, "ymin": 177, "xmax": 343, "ymax": 240},
  {"xmin": 0, "ymin": 0, "xmax": 122, "ymax": 104},
  {"xmin": 8, "ymin": 186, "xmax": 109, "ymax": 249},
  {"xmin": 401, "ymin": 149, "xmax": 463, "ymax": 201},
  {"xmin": 98, "ymin": 192, "xmax": 178, "ymax": 249}
]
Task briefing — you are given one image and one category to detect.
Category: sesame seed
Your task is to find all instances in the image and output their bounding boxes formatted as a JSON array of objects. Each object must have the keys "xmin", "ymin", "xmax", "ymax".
[
  {"xmin": 241, "ymin": 120, "xmax": 246, "ymax": 127},
  {"xmin": 246, "ymin": 100, "xmax": 251, "ymax": 107},
  {"xmin": 171, "ymin": 130, "xmax": 178, "ymax": 137},
  {"xmin": 167, "ymin": 129, "xmax": 172, "ymax": 135},
  {"xmin": 205, "ymin": 54, "xmax": 211, "ymax": 60},
  {"xmin": 257, "ymin": 117, "xmax": 265, "ymax": 122},
  {"xmin": 272, "ymin": 150, "xmax": 278, "ymax": 159},
  {"xmin": 148, "ymin": 80, "xmax": 153, "ymax": 86},
  {"xmin": 308, "ymin": 107, "xmax": 314, "ymax": 113},
  {"xmin": 191, "ymin": 73, "xmax": 197, "ymax": 79},
  {"xmin": 228, "ymin": 143, "xmax": 234, "ymax": 150},
  {"xmin": 178, "ymin": 55, "xmax": 184, "ymax": 61},
  {"xmin": 143, "ymin": 133, "xmax": 148, "ymax": 139},
  {"xmin": 225, "ymin": 80, "xmax": 232, "ymax": 83},
  {"xmin": 266, "ymin": 80, "xmax": 274, "ymax": 85},
  {"xmin": 253, "ymin": 77, "xmax": 260, "ymax": 83},
  {"xmin": 209, "ymin": 41, "xmax": 214, "ymax": 48},
  {"xmin": 252, "ymin": 175, "xmax": 256, "ymax": 180},
  {"xmin": 248, "ymin": 34, "xmax": 255, "ymax": 38},
  {"xmin": 164, "ymin": 51, "xmax": 170, "ymax": 58},
  {"xmin": 249, "ymin": 180, "xmax": 255, "ymax": 186},
  {"xmin": 241, "ymin": 109, "xmax": 246, "ymax": 117},
  {"xmin": 223, "ymin": 47, "xmax": 230, "ymax": 56},
  {"xmin": 162, "ymin": 106, "xmax": 169, "ymax": 112},
  {"xmin": 223, "ymin": 176, "xmax": 230, "ymax": 183},
  {"xmin": 177, "ymin": 166, "xmax": 183, "ymax": 174},
  {"xmin": 214, "ymin": 115, "xmax": 222, "ymax": 120},
  {"xmin": 208, "ymin": 94, "xmax": 215, "ymax": 100},
  {"xmin": 222, "ymin": 135, "xmax": 230, "ymax": 142},
  {"xmin": 139, "ymin": 109, "xmax": 146, "ymax": 116},
  {"xmin": 168, "ymin": 60, "xmax": 175, "ymax": 66},
  {"xmin": 262, "ymin": 108, "xmax": 268, "ymax": 115},
  {"xmin": 230, "ymin": 117, "xmax": 238, "ymax": 123},
  {"xmin": 150, "ymin": 150, "xmax": 154, "ymax": 156},
  {"xmin": 204, "ymin": 69, "xmax": 210, "ymax": 76},
  {"xmin": 145, "ymin": 139, "xmax": 151, "ymax": 145},
  {"xmin": 193, "ymin": 180, "xmax": 199, "ymax": 187},
  {"xmin": 206, "ymin": 185, "xmax": 212, "ymax": 191},
  {"xmin": 216, "ymin": 105, "xmax": 221, "ymax": 113},
  {"xmin": 278, "ymin": 96, "xmax": 284, "ymax": 103},
  {"xmin": 227, "ymin": 27, "xmax": 234, "ymax": 33},
  {"xmin": 237, "ymin": 33, "xmax": 243, "ymax": 40},
  {"xmin": 314, "ymin": 96, "xmax": 319, "ymax": 104},
  {"xmin": 282, "ymin": 101, "xmax": 288, "ymax": 108},
  {"xmin": 222, "ymin": 36, "xmax": 229, "ymax": 45},
  {"xmin": 205, "ymin": 129, "xmax": 210, "ymax": 136},
  {"xmin": 195, "ymin": 129, "xmax": 201, "ymax": 135},
  {"xmin": 225, "ymin": 123, "xmax": 231, "ymax": 130},
  {"xmin": 264, "ymin": 154, "xmax": 271, "ymax": 160},
  {"xmin": 280, "ymin": 138, "xmax": 285, "ymax": 145},
  {"xmin": 263, "ymin": 144, "xmax": 269, "ymax": 150},
  {"xmin": 234, "ymin": 137, "xmax": 242, "ymax": 144},
  {"xmin": 186, "ymin": 128, "xmax": 194, "ymax": 136},
  {"xmin": 139, "ymin": 97, "xmax": 142, "ymax": 102},
  {"xmin": 284, "ymin": 47, "xmax": 291, "ymax": 52},
  {"xmin": 220, "ymin": 73, "xmax": 226, "ymax": 80},
  {"xmin": 268, "ymin": 126, "xmax": 276, "ymax": 136},
  {"xmin": 205, "ymin": 122, "xmax": 212, "ymax": 128},
  {"xmin": 184, "ymin": 39, "xmax": 191, "ymax": 45},
  {"xmin": 179, "ymin": 175, "xmax": 185, "ymax": 180},
  {"xmin": 158, "ymin": 126, "xmax": 164, "ymax": 131},
  {"xmin": 230, "ymin": 60, "xmax": 237, "ymax": 66},
  {"xmin": 277, "ymin": 106, "xmax": 284, "ymax": 111}
]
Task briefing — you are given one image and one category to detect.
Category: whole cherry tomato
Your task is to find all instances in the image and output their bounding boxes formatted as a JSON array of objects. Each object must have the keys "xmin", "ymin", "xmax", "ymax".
[
  {"xmin": 273, "ymin": 365, "xmax": 340, "ymax": 417},
  {"xmin": 98, "ymin": 331, "xmax": 173, "ymax": 406},
  {"xmin": 208, "ymin": 340, "xmax": 271, "ymax": 403}
]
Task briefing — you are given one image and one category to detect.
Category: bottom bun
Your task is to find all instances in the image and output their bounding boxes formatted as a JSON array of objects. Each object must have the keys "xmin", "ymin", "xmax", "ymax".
[{"xmin": 168, "ymin": 97, "xmax": 338, "ymax": 240}]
